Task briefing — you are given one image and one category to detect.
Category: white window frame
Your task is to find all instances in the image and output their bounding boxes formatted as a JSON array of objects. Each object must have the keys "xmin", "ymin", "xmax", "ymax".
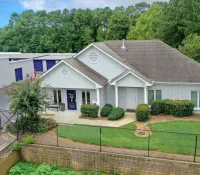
[
  {"xmin": 191, "ymin": 91, "xmax": 200, "ymax": 109},
  {"xmin": 53, "ymin": 89, "xmax": 62, "ymax": 104},
  {"xmin": 82, "ymin": 90, "xmax": 91, "ymax": 104},
  {"xmin": 148, "ymin": 90, "xmax": 162, "ymax": 105}
]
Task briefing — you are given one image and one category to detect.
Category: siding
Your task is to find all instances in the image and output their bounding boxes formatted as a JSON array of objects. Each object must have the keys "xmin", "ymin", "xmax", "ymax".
[
  {"xmin": 148, "ymin": 83, "xmax": 200, "ymax": 101},
  {"xmin": 105, "ymin": 84, "xmax": 115, "ymax": 107},
  {"xmin": 76, "ymin": 46, "xmax": 126, "ymax": 80},
  {"xmin": 42, "ymin": 63, "xmax": 96, "ymax": 89},
  {"xmin": 0, "ymin": 58, "xmax": 34, "ymax": 88},
  {"xmin": 0, "ymin": 88, "xmax": 9, "ymax": 109}
]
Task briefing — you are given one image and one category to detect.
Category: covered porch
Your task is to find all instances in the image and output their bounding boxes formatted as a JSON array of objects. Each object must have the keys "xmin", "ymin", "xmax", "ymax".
[{"xmin": 110, "ymin": 71, "xmax": 152, "ymax": 110}]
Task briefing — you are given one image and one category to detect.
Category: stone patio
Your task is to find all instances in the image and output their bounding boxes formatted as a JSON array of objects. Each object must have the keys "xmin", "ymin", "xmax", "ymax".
[{"xmin": 40, "ymin": 110, "xmax": 135, "ymax": 127}]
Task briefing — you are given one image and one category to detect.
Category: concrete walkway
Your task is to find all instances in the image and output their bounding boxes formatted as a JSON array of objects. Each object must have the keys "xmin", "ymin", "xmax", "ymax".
[{"xmin": 41, "ymin": 110, "xmax": 135, "ymax": 127}]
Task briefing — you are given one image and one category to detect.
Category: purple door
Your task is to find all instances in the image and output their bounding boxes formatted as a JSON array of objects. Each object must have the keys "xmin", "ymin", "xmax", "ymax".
[
  {"xmin": 46, "ymin": 60, "xmax": 56, "ymax": 70},
  {"xmin": 67, "ymin": 90, "xmax": 77, "ymax": 110},
  {"xmin": 15, "ymin": 68, "xmax": 23, "ymax": 82},
  {"xmin": 34, "ymin": 60, "xmax": 43, "ymax": 72}
]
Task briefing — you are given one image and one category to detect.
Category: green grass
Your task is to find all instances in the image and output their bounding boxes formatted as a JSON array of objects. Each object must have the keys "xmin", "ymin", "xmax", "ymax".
[{"xmin": 57, "ymin": 121, "xmax": 200, "ymax": 156}]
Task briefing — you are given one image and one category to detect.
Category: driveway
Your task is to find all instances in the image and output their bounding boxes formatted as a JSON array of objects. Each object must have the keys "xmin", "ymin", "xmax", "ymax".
[{"xmin": 41, "ymin": 110, "xmax": 135, "ymax": 127}]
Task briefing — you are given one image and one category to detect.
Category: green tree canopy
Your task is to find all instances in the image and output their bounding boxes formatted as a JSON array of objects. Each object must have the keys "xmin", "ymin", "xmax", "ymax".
[{"xmin": 179, "ymin": 33, "xmax": 200, "ymax": 63}]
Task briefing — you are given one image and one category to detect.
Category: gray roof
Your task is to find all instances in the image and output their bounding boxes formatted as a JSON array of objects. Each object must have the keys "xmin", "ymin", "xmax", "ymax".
[
  {"xmin": 65, "ymin": 58, "xmax": 108, "ymax": 86},
  {"xmin": 101, "ymin": 40, "xmax": 200, "ymax": 83},
  {"xmin": 93, "ymin": 42, "xmax": 151, "ymax": 83}
]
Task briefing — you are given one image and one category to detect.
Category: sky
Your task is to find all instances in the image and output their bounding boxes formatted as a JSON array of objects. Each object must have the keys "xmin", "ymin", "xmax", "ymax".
[{"xmin": 0, "ymin": 0, "xmax": 168, "ymax": 28}]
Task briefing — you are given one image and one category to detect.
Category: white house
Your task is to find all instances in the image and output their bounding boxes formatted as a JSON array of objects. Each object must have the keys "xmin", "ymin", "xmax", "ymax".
[
  {"xmin": 39, "ymin": 40, "xmax": 200, "ymax": 113},
  {"xmin": 1, "ymin": 40, "xmax": 200, "ymax": 113}
]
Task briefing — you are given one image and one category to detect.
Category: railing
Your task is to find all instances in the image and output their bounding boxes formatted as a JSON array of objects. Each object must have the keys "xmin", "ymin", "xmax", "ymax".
[{"xmin": 15, "ymin": 122, "xmax": 200, "ymax": 163}]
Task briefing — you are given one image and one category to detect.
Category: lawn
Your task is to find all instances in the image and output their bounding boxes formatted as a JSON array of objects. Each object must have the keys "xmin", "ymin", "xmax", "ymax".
[{"xmin": 57, "ymin": 121, "xmax": 200, "ymax": 156}]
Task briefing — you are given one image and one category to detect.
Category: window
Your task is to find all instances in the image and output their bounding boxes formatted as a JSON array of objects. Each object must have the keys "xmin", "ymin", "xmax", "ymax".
[
  {"xmin": 148, "ymin": 90, "xmax": 162, "ymax": 105},
  {"xmin": 82, "ymin": 90, "xmax": 91, "ymax": 104},
  {"xmin": 53, "ymin": 90, "xmax": 62, "ymax": 104},
  {"xmin": 82, "ymin": 91, "xmax": 86, "ymax": 104},
  {"xmin": 15, "ymin": 68, "xmax": 23, "ymax": 82},
  {"xmin": 191, "ymin": 91, "xmax": 199, "ymax": 108},
  {"xmin": 87, "ymin": 91, "xmax": 90, "ymax": 104}
]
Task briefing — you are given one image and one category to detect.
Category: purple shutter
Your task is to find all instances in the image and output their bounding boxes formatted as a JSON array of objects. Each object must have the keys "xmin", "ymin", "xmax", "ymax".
[
  {"xmin": 34, "ymin": 60, "xmax": 43, "ymax": 72},
  {"xmin": 46, "ymin": 60, "xmax": 56, "ymax": 70},
  {"xmin": 15, "ymin": 68, "xmax": 23, "ymax": 82}
]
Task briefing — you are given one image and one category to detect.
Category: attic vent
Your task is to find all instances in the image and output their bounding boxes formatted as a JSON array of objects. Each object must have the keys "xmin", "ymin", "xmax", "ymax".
[
  {"xmin": 88, "ymin": 52, "xmax": 99, "ymax": 64},
  {"xmin": 61, "ymin": 68, "xmax": 70, "ymax": 78}
]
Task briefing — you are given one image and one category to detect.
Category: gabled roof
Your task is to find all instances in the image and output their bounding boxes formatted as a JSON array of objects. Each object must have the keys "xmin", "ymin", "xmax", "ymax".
[
  {"xmin": 103, "ymin": 40, "xmax": 200, "ymax": 83},
  {"xmin": 65, "ymin": 58, "xmax": 108, "ymax": 86},
  {"xmin": 40, "ymin": 59, "xmax": 108, "ymax": 87},
  {"xmin": 74, "ymin": 42, "xmax": 152, "ymax": 84}
]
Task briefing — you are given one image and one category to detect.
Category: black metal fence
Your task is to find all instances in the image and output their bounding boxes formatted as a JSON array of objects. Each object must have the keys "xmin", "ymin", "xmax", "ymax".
[{"xmin": 15, "ymin": 122, "xmax": 200, "ymax": 163}]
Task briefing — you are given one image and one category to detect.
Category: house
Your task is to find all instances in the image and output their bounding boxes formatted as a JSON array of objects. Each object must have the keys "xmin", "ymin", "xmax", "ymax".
[
  {"xmin": 0, "ymin": 53, "xmax": 75, "ymax": 109},
  {"xmin": 39, "ymin": 40, "xmax": 200, "ymax": 113}
]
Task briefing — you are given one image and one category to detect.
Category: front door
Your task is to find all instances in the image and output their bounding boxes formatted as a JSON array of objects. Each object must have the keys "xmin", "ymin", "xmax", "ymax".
[
  {"xmin": 67, "ymin": 90, "xmax": 77, "ymax": 110},
  {"xmin": 126, "ymin": 88, "xmax": 137, "ymax": 109}
]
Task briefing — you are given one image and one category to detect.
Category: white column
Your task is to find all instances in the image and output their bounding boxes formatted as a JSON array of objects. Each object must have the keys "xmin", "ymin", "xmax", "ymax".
[
  {"xmin": 96, "ymin": 88, "xmax": 100, "ymax": 116},
  {"xmin": 144, "ymin": 86, "xmax": 148, "ymax": 104},
  {"xmin": 96, "ymin": 88, "xmax": 100, "ymax": 106},
  {"xmin": 115, "ymin": 86, "xmax": 118, "ymax": 107}
]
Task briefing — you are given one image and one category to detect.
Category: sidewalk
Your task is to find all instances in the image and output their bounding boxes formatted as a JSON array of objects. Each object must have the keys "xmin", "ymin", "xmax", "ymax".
[{"xmin": 41, "ymin": 110, "xmax": 135, "ymax": 127}]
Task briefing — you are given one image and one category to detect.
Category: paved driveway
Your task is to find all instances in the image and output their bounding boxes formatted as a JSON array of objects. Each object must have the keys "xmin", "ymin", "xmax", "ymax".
[{"xmin": 41, "ymin": 110, "xmax": 135, "ymax": 127}]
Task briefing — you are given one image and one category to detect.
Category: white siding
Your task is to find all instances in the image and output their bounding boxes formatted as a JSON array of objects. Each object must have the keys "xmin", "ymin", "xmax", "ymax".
[
  {"xmin": 42, "ymin": 63, "xmax": 96, "ymax": 89},
  {"xmin": 0, "ymin": 58, "xmax": 34, "ymax": 88},
  {"xmin": 76, "ymin": 46, "xmax": 126, "ymax": 80},
  {"xmin": 105, "ymin": 84, "xmax": 115, "ymax": 107},
  {"xmin": 117, "ymin": 73, "xmax": 145, "ymax": 87},
  {"xmin": 148, "ymin": 84, "xmax": 200, "ymax": 101}
]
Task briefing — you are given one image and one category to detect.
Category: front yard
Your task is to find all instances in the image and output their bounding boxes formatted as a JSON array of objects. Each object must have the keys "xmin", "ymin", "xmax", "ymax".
[{"xmin": 57, "ymin": 120, "xmax": 200, "ymax": 156}]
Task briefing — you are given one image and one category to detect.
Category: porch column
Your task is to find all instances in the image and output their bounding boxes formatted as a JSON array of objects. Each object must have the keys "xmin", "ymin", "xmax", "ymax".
[
  {"xmin": 115, "ymin": 86, "xmax": 118, "ymax": 107},
  {"xmin": 144, "ymin": 86, "xmax": 148, "ymax": 104},
  {"xmin": 96, "ymin": 88, "xmax": 100, "ymax": 106}
]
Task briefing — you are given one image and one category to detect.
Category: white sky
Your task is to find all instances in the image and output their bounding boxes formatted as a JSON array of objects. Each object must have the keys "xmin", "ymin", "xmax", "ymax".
[{"xmin": 18, "ymin": 0, "xmax": 169, "ymax": 11}]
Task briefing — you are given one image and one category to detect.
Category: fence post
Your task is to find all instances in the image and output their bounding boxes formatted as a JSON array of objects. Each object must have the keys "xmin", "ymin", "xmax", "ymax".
[
  {"xmin": 194, "ymin": 135, "xmax": 198, "ymax": 162},
  {"xmin": 56, "ymin": 124, "xmax": 59, "ymax": 147},
  {"xmin": 16, "ymin": 113, "xmax": 19, "ymax": 141},
  {"xmin": 100, "ymin": 127, "xmax": 102, "ymax": 152},
  {"xmin": 148, "ymin": 130, "xmax": 150, "ymax": 157},
  {"xmin": 22, "ymin": 115, "xmax": 24, "ymax": 135}
]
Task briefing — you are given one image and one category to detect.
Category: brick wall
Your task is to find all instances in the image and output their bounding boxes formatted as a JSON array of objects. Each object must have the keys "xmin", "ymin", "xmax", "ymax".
[{"xmin": 21, "ymin": 144, "xmax": 200, "ymax": 175}]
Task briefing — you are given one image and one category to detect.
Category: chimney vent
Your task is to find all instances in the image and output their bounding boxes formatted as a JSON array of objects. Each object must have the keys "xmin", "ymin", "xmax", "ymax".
[{"xmin": 121, "ymin": 39, "xmax": 126, "ymax": 50}]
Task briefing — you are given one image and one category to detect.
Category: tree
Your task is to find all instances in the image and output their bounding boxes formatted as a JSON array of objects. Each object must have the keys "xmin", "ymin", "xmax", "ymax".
[
  {"xmin": 156, "ymin": 0, "xmax": 200, "ymax": 47},
  {"xmin": 106, "ymin": 7, "xmax": 130, "ymax": 40},
  {"xmin": 127, "ymin": 4, "xmax": 162, "ymax": 40},
  {"xmin": 135, "ymin": 2, "xmax": 150, "ymax": 13},
  {"xmin": 5, "ymin": 74, "xmax": 50, "ymax": 132},
  {"xmin": 179, "ymin": 33, "xmax": 200, "ymax": 62}
]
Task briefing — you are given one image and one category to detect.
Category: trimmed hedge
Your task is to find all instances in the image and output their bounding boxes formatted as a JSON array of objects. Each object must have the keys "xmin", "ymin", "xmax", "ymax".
[
  {"xmin": 136, "ymin": 104, "xmax": 150, "ymax": 122},
  {"xmin": 100, "ymin": 106, "xmax": 113, "ymax": 117},
  {"xmin": 151, "ymin": 99, "xmax": 194, "ymax": 117},
  {"xmin": 105, "ymin": 104, "xmax": 113, "ymax": 108},
  {"xmin": 108, "ymin": 107, "xmax": 125, "ymax": 120},
  {"xmin": 81, "ymin": 104, "xmax": 99, "ymax": 118}
]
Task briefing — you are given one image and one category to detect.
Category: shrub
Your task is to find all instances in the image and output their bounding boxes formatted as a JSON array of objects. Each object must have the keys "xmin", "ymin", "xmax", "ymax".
[
  {"xmin": 13, "ymin": 142, "xmax": 21, "ymax": 151},
  {"xmin": 108, "ymin": 107, "xmax": 125, "ymax": 120},
  {"xmin": 151, "ymin": 99, "xmax": 194, "ymax": 117},
  {"xmin": 151, "ymin": 99, "xmax": 172, "ymax": 115},
  {"xmin": 104, "ymin": 104, "xmax": 113, "ymax": 108},
  {"xmin": 136, "ymin": 104, "xmax": 150, "ymax": 122},
  {"xmin": 22, "ymin": 135, "xmax": 35, "ymax": 144},
  {"xmin": 81, "ymin": 104, "xmax": 99, "ymax": 118},
  {"xmin": 38, "ymin": 118, "xmax": 57, "ymax": 133},
  {"xmin": 183, "ymin": 100, "xmax": 194, "ymax": 116},
  {"xmin": 100, "ymin": 105, "xmax": 113, "ymax": 117}
]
